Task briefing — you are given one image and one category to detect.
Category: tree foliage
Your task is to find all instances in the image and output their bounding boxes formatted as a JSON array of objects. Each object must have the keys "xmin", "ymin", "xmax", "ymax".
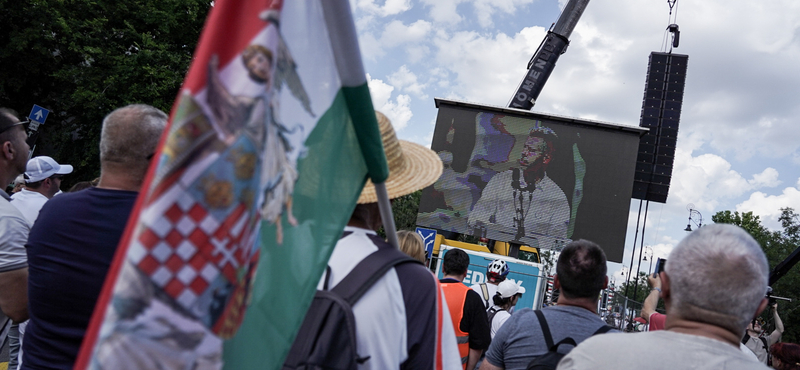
[
  {"xmin": 611, "ymin": 271, "xmax": 664, "ymax": 313},
  {"xmin": 392, "ymin": 190, "xmax": 422, "ymax": 231},
  {"xmin": 713, "ymin": 208, "xmax": 800, "ymax": 343},
  {"xmin": 0, "ymin": 0, "xmax": 212, "ymax": 186}
]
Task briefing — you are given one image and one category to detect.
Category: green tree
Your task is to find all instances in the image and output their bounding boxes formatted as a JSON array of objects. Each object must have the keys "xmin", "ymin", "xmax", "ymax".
[
  {"xmin": 391, "ymin": 190, "xmax": 421, "ymax": 231},
  {"xmin": 611, "ymin": 271, "xmax": 663, "ymax": 313},
  {"xmin": 0, "ymin": 0, "xmax": 212, "ymax": 186},
  {"xmin": 713, "ymin": 208, "xmax": 800, "ymax": 343}
]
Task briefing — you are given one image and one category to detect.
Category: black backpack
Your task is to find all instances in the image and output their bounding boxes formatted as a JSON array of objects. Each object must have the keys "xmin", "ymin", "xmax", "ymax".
[
  {"xmin": 487, "ymin": 306, "xmax": 505, "ymax": 326},
  {"xmin": 526, "ymin": 310, "xmax": 613, "ymax": 370},
  {"xmin": 282, "ymin": 248, "xmax": 419, "ymax": 370}
]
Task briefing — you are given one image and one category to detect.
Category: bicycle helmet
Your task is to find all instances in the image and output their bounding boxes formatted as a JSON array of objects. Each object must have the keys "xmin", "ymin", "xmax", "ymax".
[{"xmin": 487, "ymin": 259, "xmax": 509, "ymax": 283}]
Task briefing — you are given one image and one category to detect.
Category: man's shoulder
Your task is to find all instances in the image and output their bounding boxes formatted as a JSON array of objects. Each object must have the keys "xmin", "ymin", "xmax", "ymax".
[
  {"xmin": 0, "ymin": 197, "xmax": 27, "ymax": 221},
  {"xmin": 333, "ymin": 228, "xmax": 431, "ymax": 289},
  {"xmin": 45, "ymin": 187, "xmax": 137, "ymax": 211},
  {"xmin": 566, "ymin": 331, "xmax": 770, "ymax": 370}
]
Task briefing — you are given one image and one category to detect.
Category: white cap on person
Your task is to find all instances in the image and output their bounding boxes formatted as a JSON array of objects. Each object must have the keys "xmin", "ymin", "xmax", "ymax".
[{"xmin": 25, "ymin": 156, "xmax": 73, "ymax": 183}]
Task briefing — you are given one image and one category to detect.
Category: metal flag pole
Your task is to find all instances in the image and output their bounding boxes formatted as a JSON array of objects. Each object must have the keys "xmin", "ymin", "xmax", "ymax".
[{"xmin": 374, "ymin": 182, "xmax": 399, "ymax": 249}]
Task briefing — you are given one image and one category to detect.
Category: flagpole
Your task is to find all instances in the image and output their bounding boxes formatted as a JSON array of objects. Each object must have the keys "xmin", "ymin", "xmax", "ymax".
[{"xmin": 374, "ymin": 182, "xmax": 399, "ymax": 248}]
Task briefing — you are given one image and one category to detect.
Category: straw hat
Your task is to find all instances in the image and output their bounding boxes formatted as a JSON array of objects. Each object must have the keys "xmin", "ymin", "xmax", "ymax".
[{"xmin": 357, "ymin": 112, "xmax": 443, "ymax": 204}]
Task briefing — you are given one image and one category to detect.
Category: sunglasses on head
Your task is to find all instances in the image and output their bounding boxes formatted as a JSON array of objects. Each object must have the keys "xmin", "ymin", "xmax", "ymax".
[{"xmin": 0, "ymin": 119, "xmax": 28, "ymax": 135}]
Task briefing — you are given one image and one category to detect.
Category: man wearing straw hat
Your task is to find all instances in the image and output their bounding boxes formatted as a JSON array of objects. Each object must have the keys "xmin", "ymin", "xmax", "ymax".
[{"xmin": 320, "ymin": 111, "xmax": 461, "ymax": 369}]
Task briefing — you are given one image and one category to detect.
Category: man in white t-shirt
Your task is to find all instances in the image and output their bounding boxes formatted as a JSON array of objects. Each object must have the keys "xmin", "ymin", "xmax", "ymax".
[
  {"xmin": 314, "ymin": 112, "xmax": 461, "ymax": 369},
  {"xmin": 11, "ymin": 156, "xmax": 73, "ymax": 226}
]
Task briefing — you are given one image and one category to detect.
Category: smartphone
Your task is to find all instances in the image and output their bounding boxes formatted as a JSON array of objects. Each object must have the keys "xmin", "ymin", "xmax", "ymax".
[{"xmin": 653, "ymin": 258, "xmax": 667, "ymax": 278}]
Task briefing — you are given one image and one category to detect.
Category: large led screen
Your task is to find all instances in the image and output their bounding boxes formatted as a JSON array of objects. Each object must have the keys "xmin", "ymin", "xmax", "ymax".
[{"xmin": 416, "ymin": 99, "xmax": 646, "ymax": 262}]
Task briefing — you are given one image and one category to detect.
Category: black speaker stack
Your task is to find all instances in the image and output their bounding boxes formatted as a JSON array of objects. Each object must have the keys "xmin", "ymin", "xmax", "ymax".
[{"xmin": 632, "ymin": 52, "xmax": 688, "ymax": 203}]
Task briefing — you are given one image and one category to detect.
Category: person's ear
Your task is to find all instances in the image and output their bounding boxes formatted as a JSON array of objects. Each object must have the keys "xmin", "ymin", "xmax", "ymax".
[
  {"xmin": 2, "ymin": 141, "xmax": 13, "ymax": 160},
  {"xmin": 553, "ymin": 274, "xmax": 561, "ymax": 290},
  {"xmin": 602, "ymin": 275, "xmax": 608, "ymax": 289}
]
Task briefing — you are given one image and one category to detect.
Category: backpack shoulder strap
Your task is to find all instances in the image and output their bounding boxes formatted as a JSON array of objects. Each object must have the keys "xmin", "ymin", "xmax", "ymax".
[
  {"xmin": 487, "ymin": 307, "xmax": 504, "ymax": 324},
  {"xmin": 534, "ymin": 310, "xmax": 555, "ymax": 350},
  {"xmin": 742, "ymin": 333, "xmax": 751, "ymax": 345},
  {"xmin": 331, "ymin": 247, "xmax": 420, "ymax": 306},
  {"xmin": 760, "ymin": 336, "xmax": 769, "ymax": 350},
  {"xmin": 480, "ymin": 283, "xmax": 490, "ymax": 306}
]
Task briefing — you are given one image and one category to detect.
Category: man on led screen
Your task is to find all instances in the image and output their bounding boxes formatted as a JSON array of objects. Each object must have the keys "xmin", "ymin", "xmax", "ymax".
[{"xmin": 467, "ymin": 124, "xmax": 569, "ymax": 248}]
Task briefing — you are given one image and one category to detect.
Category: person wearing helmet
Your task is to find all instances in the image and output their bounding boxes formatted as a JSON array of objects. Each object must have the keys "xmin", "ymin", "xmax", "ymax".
[{"xmin": 470, "ymin": 259, "xmax": 509, "ymax": 311}]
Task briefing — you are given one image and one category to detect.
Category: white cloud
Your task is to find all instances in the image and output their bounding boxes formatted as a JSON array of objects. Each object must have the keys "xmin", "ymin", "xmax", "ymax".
[
  {"xmin": 471, "ymin": 0, "xmax": 535, "ymax": 28},
  {"xmin": 356, "ymin": 0, "xmax": 412, "ymax": 16},
  {"xmin": 669, "ymin": 144, "xmax": 783, "ymax": 211},
  {"xmin": 749, "ymin": 167, "xmax": 781, "ymax": 188},
  {"xmin": 736, "ymin": 182, "xmax": 800, "ymax": 230},
  {"xmin": 431, "ymin": 26, "xmax": 547, "ymax": 106},
  {"xmin": 420, "ymin": 0, "xmax": 535, "ymax": 28},
  {"xmin": 420, "ymin": 0, "xmax": 464, "ymax": 25},
  {"xmin": 367, "ymin": 74, "xmax": 414, "ymax": 131},
  {"xmin": 358, "ymin": 32, "xmax": 385, "ymax": 61},
  {"xmin": 381, "ymin": 20, "xmax": 432, "ymax": 47},
  {"xmin": 388, "ymin": 65, "xmax": 428, "ymax": 98}
]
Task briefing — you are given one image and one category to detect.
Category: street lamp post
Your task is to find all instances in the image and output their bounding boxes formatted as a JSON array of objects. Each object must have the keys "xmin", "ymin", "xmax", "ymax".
[
  {"xmin": 684, "ymin": 203, "xmax": 703, "ymax": 231},
  {"xmin": 643, "ymin": 246, "xmax": 654, "ymax": 275}
]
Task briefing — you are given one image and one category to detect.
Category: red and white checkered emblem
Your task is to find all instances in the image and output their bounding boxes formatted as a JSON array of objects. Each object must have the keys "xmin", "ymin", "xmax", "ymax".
[{"xmin": 128, "ymin": 191, "xmax": 258, "ymax": 312}]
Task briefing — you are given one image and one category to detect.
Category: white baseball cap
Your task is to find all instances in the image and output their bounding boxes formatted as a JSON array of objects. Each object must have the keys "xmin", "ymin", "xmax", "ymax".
[
  {"xmin": 497, "ymin": 280, "xmax": 526, "ymax": 298},
  {"xmin": 25, "ymin": 156, "xmax": 73, "ymax": 183}
]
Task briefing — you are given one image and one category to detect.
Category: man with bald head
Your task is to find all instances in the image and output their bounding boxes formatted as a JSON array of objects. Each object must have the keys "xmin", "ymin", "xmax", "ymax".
[
  {"xmin": 22, "ymin": 104, "xmax": 167, "ymax": 370},
  {"xmin": 559, "ymin": 224, "xmax": 770, "ymax": 370}
]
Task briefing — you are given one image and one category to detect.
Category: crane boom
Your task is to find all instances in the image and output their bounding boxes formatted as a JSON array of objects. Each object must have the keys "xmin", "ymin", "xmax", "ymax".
[{"xmin": 509, "ymin": 0, "xmax": 591, "ymax": 110}]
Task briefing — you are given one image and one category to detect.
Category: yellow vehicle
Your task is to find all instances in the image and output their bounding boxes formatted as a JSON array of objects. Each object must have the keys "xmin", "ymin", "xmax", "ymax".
[{"xmin": 430, "ymin": 235, "xmax": 540, "ymax": 263}]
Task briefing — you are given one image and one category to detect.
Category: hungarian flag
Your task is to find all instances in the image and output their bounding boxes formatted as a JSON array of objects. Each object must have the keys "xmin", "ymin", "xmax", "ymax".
[{"xmin": 75, "ymin": 0, "xmax": 387, "ymax": 368}]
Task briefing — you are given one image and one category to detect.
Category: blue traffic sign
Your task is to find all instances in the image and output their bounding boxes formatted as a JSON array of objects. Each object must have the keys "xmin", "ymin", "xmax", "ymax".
[
  {"xmin": 29, "ymin": 104, "xmax": 49, "ymax": 124},
  {"xmin": 415, "ymin": 227, "xmax": 437, "ymax": 259}
]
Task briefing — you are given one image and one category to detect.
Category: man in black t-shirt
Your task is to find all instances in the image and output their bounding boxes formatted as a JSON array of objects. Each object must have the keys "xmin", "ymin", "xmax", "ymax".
[{"xmin": 22, "ymin": 105, "xmax": 167, "ymax": 370}]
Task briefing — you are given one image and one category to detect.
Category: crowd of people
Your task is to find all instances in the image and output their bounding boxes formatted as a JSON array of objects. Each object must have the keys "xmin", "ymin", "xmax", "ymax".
[
  {"xmin": 0, "ymin": 105, "xmax": 167, "ymax": 370},
  {"xmin": 0, "ymin": 104, "xmax": 795, "ymax": 370}
]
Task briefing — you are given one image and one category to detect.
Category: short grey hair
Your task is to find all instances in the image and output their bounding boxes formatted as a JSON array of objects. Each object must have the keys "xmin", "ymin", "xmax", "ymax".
[
  {"xmin": 666, "ymin": 224, "xmax": 768, "ymax": 336},
  {"xmin": 100, "ymin": 104, "xmax": 167, "ymax": 168}
]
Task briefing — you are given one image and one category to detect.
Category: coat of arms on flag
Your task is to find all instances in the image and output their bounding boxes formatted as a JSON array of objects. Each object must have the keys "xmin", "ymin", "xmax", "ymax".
[{"xmin": 77, "ymin": 0, "xmax": 387, "ymax": 369}]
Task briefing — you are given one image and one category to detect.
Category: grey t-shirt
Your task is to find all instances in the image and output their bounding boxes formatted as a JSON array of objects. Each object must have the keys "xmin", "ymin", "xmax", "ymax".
[
  {"xmin": 558, "ymin": 330, "xmax": 769, "ymax": 370},
  {"xmin": 485, "ymin": 305, "xmax": 614, "ymax": 370},
  {"xmin": 0, "ymin": 190, "xmax": 29, "ymax": 272}
]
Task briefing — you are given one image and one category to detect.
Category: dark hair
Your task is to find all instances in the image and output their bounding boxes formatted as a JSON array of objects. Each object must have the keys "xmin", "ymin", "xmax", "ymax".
[
  {"xmin": 526, "ymin": 128, "xmax": 556, "ymax": 159},
  {"xmin": 0, "ymin": 108, "xmax": 20, "ymax": 142},
  {"xmin": 24, "ymin": 179, "xmax": 44, "ymax": 189},
  {"xmin": 348, "ymin": 203, "xmax": 381, "ymax": 231},
  {"xmin": 492, "ymin": 292, "xmax": 512, "ymax": 307},
  {"xmin": 443, "ymin": 248, "xmax": 469, "ymax": 276},
  {"xmin": 772, "ymin": 342, "xmax": 800, "ymax": 370},
  {"xmin": 556, "ymin": 239, "xmax": 607, "ymax": 299}
]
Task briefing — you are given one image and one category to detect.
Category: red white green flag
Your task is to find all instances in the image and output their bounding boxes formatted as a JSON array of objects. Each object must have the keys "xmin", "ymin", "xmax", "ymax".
[{"xmin": 75, "ymin": 0, "xmax": 387, "ymax": 368}]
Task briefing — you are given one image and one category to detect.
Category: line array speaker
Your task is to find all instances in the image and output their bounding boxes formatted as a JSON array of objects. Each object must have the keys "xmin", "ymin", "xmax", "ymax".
[{"xmin": 632, "ymin": 52, "xmax": 688, "ymax": 203}]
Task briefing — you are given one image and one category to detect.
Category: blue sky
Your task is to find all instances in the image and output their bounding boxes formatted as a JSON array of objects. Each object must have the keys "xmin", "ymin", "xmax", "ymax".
[{"xmin": 348, "ymin": 0, "xmax": 800, "ymax": 279}]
